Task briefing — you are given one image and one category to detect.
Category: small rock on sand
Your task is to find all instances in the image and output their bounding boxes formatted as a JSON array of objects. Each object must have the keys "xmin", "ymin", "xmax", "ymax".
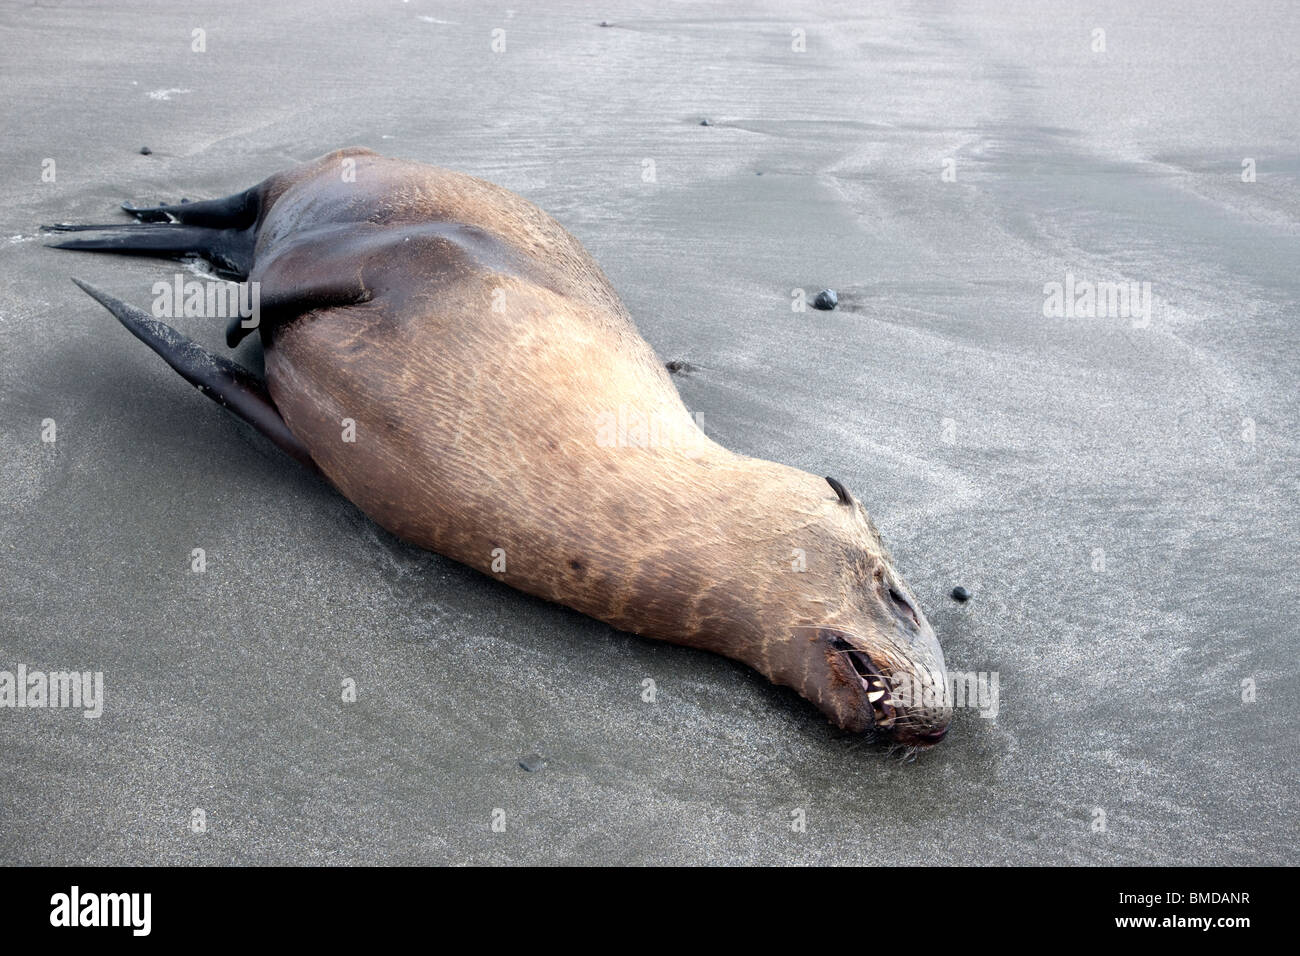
[
  {"xmin": 812, "ymin": 289, "xmax": 838, "ymax": 310},
  {"xmin": 518, "ymin": 754, "xmax": 546, "ymax": 772}
]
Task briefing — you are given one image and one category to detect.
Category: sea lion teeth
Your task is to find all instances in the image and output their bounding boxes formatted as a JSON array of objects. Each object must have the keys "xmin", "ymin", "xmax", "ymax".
[{"xmin": 49, "ymin": 147, "xmax": 953, "ymax": 746}]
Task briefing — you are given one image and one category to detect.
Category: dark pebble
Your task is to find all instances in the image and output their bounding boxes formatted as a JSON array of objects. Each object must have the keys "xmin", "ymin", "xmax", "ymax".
[
  {"xmin": 950, "ymin": 586, "xmax": 971, "ymax": 602},
  {"xmin": 139, "ymin": 146, "xmax": 152, "ymax": 155},
  {"xmin": 812, "ymin": 289, "xmax": 838, "ymax": 310},
  {"xmin": 518, "ymin": 754, "xmax": 546, "ymax": 772}
]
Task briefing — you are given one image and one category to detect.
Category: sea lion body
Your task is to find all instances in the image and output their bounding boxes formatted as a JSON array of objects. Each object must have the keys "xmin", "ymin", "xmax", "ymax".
[{"xmin": 51, "ymin": 148, "xmax": 952, "ymax": 746}]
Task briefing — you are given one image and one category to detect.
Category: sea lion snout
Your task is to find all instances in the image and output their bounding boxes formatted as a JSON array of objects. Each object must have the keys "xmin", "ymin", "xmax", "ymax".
[
  {"xmin": 814, "ymin": 614, "xmax": 952, "ymax": 749},
  {"xmin": 789, "ymin": 548, "xmax": 951, "ymax": 747},
  {"xmin": 868, "ymin": 574, "xmax": 952, "ymax": 747}
]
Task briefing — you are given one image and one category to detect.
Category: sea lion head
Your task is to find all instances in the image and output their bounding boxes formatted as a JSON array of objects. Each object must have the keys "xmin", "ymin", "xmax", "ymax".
[{"xmin": 790, "ymin": 477, "xmax": 952, "ymax": 748}]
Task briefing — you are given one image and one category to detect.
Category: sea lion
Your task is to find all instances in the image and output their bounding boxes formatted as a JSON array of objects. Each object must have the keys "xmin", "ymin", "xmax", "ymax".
[{"xmin": 46, "ymin": 147, "xmax": 951, "ymax": 747}]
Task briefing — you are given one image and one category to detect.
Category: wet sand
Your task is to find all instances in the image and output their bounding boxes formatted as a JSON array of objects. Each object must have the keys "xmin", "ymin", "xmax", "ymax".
[{"xmin": 1, "ymin": 0, "xmax": 1296, "ymax": 864}]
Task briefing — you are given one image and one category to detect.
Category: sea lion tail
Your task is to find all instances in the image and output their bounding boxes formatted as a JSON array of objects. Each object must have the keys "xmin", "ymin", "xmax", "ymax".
[{"xmin": 69, "ymin": 278, "xmax": 317, "ymax": 472}]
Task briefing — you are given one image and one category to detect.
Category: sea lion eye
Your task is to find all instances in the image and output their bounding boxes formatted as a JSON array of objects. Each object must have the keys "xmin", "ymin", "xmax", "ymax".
[{"xmin": 887, "ymin": 586, "xmax": 919, "ymax": 627}]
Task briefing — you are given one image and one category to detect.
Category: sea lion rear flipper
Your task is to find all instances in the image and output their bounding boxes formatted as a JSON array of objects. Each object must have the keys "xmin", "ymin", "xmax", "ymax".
[
  {"xmin": 44, "ymin": 223, "xmax": 254, "ymax": 278},
  {"xmin": 43, "ymin": 187, "xmax": 260, "ymax": 277},
  {"xmin": 71, "ymin": 278, "xmax": 317, "ymax": 472},
  {"xmin": 44, "ymin": 225, "xmax": 252, "ymax": 280},
  {"xmin": 119, "ymin": 187, "xmax": 259, "ymax": 228}
]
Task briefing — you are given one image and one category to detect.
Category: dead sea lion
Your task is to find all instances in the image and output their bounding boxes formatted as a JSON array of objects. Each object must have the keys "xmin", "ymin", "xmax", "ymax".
[{"xmin": 46, "ymin": 147, "xmax": 951, "ymax": 747}]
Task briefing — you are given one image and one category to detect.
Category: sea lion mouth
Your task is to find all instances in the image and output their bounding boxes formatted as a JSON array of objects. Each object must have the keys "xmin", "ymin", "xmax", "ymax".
[{"xmin": 835, "ymin": 641, "xmax": 898, "ymax": 730}]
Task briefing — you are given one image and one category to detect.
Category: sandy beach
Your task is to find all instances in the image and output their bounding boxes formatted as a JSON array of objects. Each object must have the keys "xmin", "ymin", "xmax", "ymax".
[{"xmin": 1, "ymin": 0, "xmax": 1297, "ymax": 864}]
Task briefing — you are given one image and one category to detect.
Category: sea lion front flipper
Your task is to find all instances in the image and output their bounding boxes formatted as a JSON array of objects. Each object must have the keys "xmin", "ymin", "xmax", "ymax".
[
  {"xmin": 71, "ymin": 278, "xmax": 317, "ymax": 472},
  {"xmin": 225, "ymin": 230, "xmax": 379, "ymax": 348}
]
